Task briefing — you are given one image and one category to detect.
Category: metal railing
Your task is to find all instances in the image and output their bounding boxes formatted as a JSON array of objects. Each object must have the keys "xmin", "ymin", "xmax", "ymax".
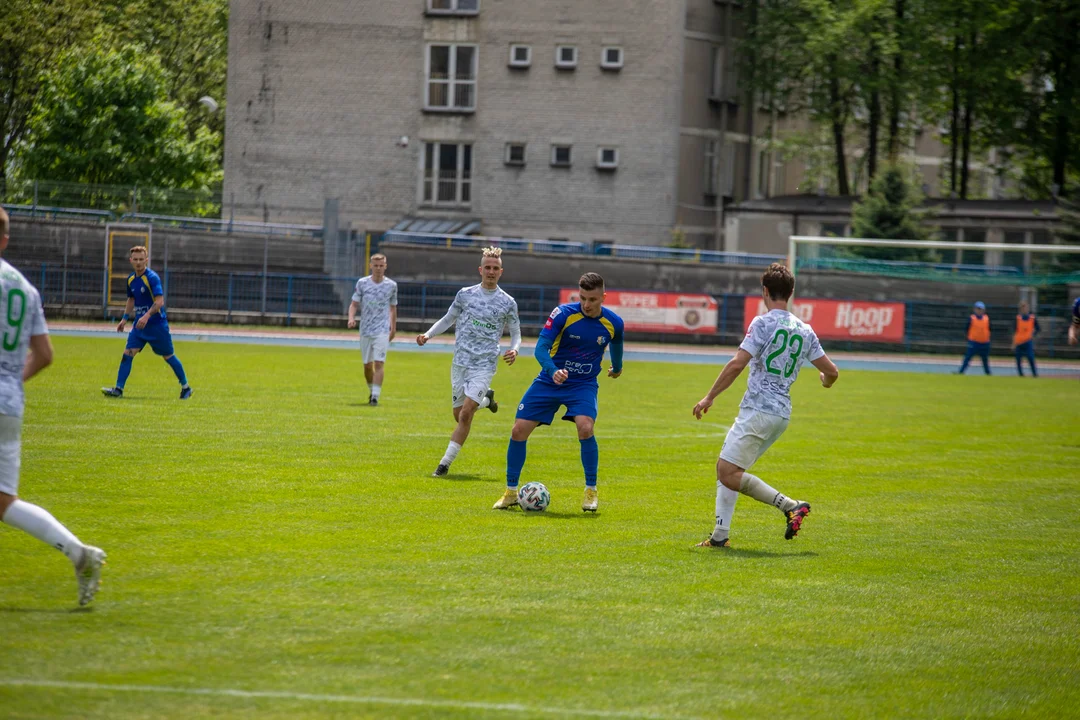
[
  {"xmin": 380, "ymin": 231, "xmax": 589, "ymax": 255},
  {"xmin": 23, "ymin": 260, "xmax": 1080, "ymax": 358},
  {"xmin": 595, "ymin": 244, "xmax": 786, "ymax": 266}
]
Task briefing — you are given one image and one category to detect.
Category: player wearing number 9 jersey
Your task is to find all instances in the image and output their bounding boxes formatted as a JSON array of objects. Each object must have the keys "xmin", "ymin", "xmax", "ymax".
[
  {"xmin": 0, "ymin": 207, "xmax": 106, "ymax": 606},
  {"xmin": 691, "ymin": 262, "xmax": 839, "ymax": 547}
]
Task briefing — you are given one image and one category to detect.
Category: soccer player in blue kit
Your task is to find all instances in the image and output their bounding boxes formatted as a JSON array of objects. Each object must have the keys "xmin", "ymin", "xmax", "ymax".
[
  {"xmin": 494, "ymin": 272, "xmax": 624, "ymax": 512},
  {"xmin": 101, "ymin": 246, "xmax": 192, "ymax": 399}
]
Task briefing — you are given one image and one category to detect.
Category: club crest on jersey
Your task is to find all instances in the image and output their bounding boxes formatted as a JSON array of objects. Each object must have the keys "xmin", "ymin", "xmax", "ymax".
[{"xmin": 597, "ymin": 336, "xmax": 606, "ymax": 345}]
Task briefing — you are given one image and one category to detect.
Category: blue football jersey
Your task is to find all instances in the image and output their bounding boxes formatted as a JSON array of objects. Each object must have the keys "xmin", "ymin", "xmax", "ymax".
[
  {"xmin": 1072, "ymin": 297, "xmax": 1080, "ymax": 325},
  {"xmin": 127, "ymin": 268, "xmax": 167, "ymax": 325},
  {"xmin": 536, "ymin": 303, "xmax": 624, "ymax": 386}
]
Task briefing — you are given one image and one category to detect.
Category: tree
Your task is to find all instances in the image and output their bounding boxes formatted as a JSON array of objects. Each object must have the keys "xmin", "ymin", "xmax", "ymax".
[
  {"xmin": 0, "ymin": 0, "xmax": 101, "ymax": 194},
  {"xmin": 16, "ymin": 44, "xmax": 220, "ymax": 193},
  {"xmin": 849, "ymin": 163, "xmax": 935, "ymax": 258}
]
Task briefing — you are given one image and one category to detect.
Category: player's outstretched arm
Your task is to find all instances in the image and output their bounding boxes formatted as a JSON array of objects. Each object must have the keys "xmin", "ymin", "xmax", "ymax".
[
  {"xmin": 693, "ymin": 349, "xmax": 752, "ymax": 419},
  {"xmin": 389, "ymin": 306, "xmax": 397, "ymax": 341},
  {"xmin": 533, "ymin": 334, "xmax": 564, "ymax": 382},
  {"xmin": 503, "ymin": 303, "xmax": 522, "ymax": 365},
  {"xmin": 607, "ymin": 334, "xmax": 624, "ymax": 378},
  {"xmin": 418, "ymin": 303, "xmax": 462, "ymax": 345},
  {"xmin": 812, "ymin": 355, "xmax": 839, "ymax": 388},
  {"xmin": 117, "ymin": 298, "xmax": 134, "ymax": 332},
  {"xmin": 23, "ymin": 333, "xmax": 53, "ymax": 382},
  {"xmin": 347, "ymin": 300, "xmax": 359, "ymax": 329}
]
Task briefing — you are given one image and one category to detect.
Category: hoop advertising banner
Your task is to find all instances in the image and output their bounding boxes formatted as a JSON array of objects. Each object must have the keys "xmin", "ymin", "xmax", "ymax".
[
  {"xmin": 743, "ymin": 297, "xmax": 906, "ymax": 343},
  {"xmin": 559, "ymin": 289, "xmax": 718, "ymax": 334}
]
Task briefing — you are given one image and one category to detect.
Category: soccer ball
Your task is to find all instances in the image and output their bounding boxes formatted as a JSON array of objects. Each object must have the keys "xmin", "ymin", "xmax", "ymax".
[{"xmin": 518, "ymin": 482, "xmax": 550, "ymax": 512}]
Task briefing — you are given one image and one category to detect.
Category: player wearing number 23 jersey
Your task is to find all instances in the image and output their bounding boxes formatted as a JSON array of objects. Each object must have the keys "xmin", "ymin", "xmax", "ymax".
[{"xmin": 692, "ymin": 263, "xmax": 838, "ymax": 548}]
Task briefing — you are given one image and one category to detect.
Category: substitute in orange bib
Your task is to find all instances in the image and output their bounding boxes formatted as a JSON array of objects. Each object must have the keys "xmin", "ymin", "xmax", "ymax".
[
  {"xmin": 957, "ymin": 301, "xmax": 991, "ymax": 375},
  {"xmin": 1012, "ymin": 302, "xmax": 1040, "ymax": 377}
]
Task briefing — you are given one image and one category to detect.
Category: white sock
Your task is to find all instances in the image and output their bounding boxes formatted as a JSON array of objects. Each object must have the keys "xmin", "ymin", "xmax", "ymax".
[
  {"xmin": 739, "ymin": 472, "xmax": 797, "ymax": 512},
  {"xmin": 440, "ymin": 441, "xmax": 462, "ymax": 467},
  {"xmin": 2, "ymin": 500, "xmax": 85, "ymax": 565},
  {"xmin": 711, "ymin": 484, "xmax": 739, "ymax": 542},
  {"xmin": 478, "ymin": 395, "xmax": 490, "ymax": 409},
  {"xmin": 371, "ymin": 384, "xmax": 381, "ymax": 400}
]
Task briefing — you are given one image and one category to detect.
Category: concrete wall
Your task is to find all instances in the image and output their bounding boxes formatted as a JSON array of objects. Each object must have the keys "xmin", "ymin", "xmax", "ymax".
[{"xmin": 224, "ymin": 0, "xmax": 685, "ymax": 246}]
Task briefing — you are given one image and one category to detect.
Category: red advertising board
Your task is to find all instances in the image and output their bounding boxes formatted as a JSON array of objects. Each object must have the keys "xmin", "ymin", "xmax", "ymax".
[
  {"xmin": 742, "ymin": 296, "xmax": 906, "ymax": 342},
  {"xmin": 560, "ymin": 289, "xmax": 718, "ymax": 334}
]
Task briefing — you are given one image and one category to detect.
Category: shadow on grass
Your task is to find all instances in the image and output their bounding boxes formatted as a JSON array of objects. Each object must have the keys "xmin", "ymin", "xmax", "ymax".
[
  {"xmin": 0, "ymin": 607, "xmax": 93, "ymax": 614},
  {"xmin": 444, "ymin": 474, "xmax": 498, "ymax": 483},
  {"xmin": 690, "ymin": 546, "xmax": 818, "ymax": 559},
  {"xmin": 521, "ymin": 510, "xmax": 601, "ymax": 520}
]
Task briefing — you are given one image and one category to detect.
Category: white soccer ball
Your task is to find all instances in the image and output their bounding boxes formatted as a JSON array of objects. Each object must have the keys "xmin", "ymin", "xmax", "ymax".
[{"xmin": 518, "ymin": 482, "xmax": 550, "ymax": 512}]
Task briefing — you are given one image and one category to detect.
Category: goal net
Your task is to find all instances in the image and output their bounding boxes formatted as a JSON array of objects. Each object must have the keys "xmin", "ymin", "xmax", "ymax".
[{"xmin": 785, "ymin": 235, "xmax": 1080, "ymax": 360}]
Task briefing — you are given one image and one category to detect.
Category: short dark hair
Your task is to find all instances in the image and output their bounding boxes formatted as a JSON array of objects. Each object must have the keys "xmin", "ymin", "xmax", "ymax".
[
  {"xmin": 579, "ymin": 272, "xmax": 605, "ymax": 291},
  {"xmin": 761, "ymin": 262, "xmax": 795, "ymax": 301}
]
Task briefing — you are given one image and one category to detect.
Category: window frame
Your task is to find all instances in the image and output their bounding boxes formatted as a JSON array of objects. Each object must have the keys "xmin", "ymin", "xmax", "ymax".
[
  {"xmin": 420, "ymin": 141, "xmax": 473, "ymax": 207},
  {"xmin": 425, "ymin": 0, "xmax": 480, "ymax": 16},
  {"xmin": 555, "ymin": 45, "xmax": 578, "ymax": 70},
  {"xmin": 424, "ymin": 43, "xmax": 479, "ymax": 113},
  {"xmin": 551, "ymin": 144, "xmax": 573, "ymax": 167},
  {"xmin": 596, "ymin": 146, "xmax": 619, "ymax": 170},
  {"xmin": 508, "ymin": 44, "xmax": 532, "ymax": 68},
  {"xmin": 600, "ymin": 46, "xmax": 624, "ymax": 70},
  {"xmin": 505, "ymin": 142, "xmax": 527, "ymax": 166}
]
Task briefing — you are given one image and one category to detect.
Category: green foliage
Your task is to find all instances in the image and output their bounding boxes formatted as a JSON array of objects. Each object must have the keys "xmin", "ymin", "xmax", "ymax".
[
  {"xmin": 16, "ymin": 44, "xmax": 221, "ymax": 198},
  {"xmin": 3, "ymin": 337, "xmax": 1080, "ymax": 718},
  {"xmin": 849, "ymin": 163, "xmax": 936, "ymax": 259},
  {"xmin": 0, "ymin": 0, "xmax": 102, "ymax": 186}
]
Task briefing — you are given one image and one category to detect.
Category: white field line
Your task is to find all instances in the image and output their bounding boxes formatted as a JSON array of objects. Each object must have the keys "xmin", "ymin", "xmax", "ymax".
[{"xmin": 0, "ymin": 679, "xmax": 696, "ymax": 720}]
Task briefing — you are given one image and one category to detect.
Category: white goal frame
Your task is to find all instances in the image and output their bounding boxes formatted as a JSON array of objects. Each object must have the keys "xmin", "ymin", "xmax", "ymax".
[{"xmin": 788, "ymin": 234, "xmax": 1080, "ymax": 301}]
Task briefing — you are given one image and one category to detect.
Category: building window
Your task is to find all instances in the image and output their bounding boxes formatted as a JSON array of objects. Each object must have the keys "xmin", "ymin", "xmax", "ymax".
[
  {"xmin": 551, "ymin": 144, "xmax": 572, "ymax": 167},
  {"xmin": 505, "ymin": 143, "xmax": 526, "ymax": 166},
  {"xmin": 426, "ymin": 0, "xmax": 480, "ymax": 16},
  {"xmin": 509, "ymin": 44, "xmax": 531, "ymax": 68},
  {"xmin": 555, "ymin": 45, "xmax": 578, "ymax": 70},
  {"xmin": 601, "ymin": 47, "xmax": 623, "ymax": 70},
  {"xmin": 704, "ymin": 139, "xmax": 719, "ymax": 203},
  {"xmin": 422, "ymin": 142, "xmax": 472, "ymax": 206},
  {"xmin": 596, "ymin": 146, "xmax": 619, "ymax": 170},
  {"xmin": 426, "ymin": 44, "xmax": 477, "ymax": 112}
]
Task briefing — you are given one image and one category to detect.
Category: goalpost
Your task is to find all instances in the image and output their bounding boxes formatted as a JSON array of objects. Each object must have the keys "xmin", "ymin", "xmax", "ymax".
[
  {"xmin": 784, "ymin": 235, "xmax": 1080, "ymax": 357},
  {"xmin": 103, "ymin": 223, "xmax": 152, "ymax": 309}
]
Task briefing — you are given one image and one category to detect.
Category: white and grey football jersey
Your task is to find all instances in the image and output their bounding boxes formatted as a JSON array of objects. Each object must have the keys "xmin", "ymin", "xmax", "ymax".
[
  {"xmin": 351, "ymin": 276, "xmax": 398, "ymax": 336},
  {"xmin": 448, "ymin": 284, "xmax": 520, "ymax": 371},
  {"xmin": 739, "ymin": 309, "xmax": 825, "ymax": 420},
  {"xmin": 0, "ymin": 260, "xmax": 48, "ymax": 418}
]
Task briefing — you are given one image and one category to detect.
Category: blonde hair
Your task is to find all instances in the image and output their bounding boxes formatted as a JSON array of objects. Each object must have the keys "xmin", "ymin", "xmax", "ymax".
[
  {"xmin": 370, "ymin": 253, "xmax": 387, "ymax": 263},
  {"xmin": 482, "ymin": 246, "xmax": 503, "ymax": 259},
  {"xmin": 129, "ymin": 245, "xmax": 148, "ymax": 257}
]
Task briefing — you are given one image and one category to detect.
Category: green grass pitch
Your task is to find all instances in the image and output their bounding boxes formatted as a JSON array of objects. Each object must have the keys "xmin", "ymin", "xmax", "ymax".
[{"xmin": 2, "ymin": 336, "xmax": 1079, "ymax": 719}]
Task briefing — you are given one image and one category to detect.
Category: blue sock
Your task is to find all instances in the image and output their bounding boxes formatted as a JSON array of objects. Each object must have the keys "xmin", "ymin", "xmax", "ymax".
[
  {"xmin": 580, "ymin": 437, "xmax": 598, "ymax": 487},
  {"xmin": 166, "ymin": 356, "xmax": 188, "ymax": 386},
  {"xmin": 506, "ymin": 439, "xmax": 527, "ymax": 488},
  {"xmin": 116, "ymin": 354, "xmax": 133, "ymax": 389}
]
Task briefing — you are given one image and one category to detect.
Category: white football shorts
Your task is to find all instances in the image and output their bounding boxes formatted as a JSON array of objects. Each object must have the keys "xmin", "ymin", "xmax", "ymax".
[
  {"xmin": 451, "ymin": 363, "xmax": 495, "ymax": 409},
  {"xmin": 359, "ymin": 334, "xmax": 390, "ymax": 364},
  {"xmin": 0, "ymin": 413, "xmax": 23, "ymax": 496},
  {"xmin": 719, "ymin": 407, "xmax": 789, "ymax": 470}
]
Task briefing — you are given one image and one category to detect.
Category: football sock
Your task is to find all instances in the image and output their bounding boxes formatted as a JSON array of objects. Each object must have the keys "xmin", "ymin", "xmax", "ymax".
[
  {"xmin": 165, "ymin": 355, "xmax": 188, "ymax": 386},
  {"xmin": 440, "ymin": 441, "xmax": 462, "ymax": 467},
  {"xmin": 711, "ymin": 483, "xmax": 739, "ymax": 541},
  {"xmin": 506, "ymin": 439, "xmax": 527, "ymax": 488},
  {"xmin": 115, "ymin": 354, "xmax": 133, "ymax": 389},
  {"xmin": 371, "ymin": 384, "xmax": 381, "ymax": 400},
  {"xmin": 2, "ymin": 500, "xmax": 85, "ymax": 564},
  {"xmin": 580, "ymin": 436, "xmax": 598, "ymax": 487},
  {"xmin": 478, "ymin": 395, "xmax": 491, "ymax": 409},
  {"xmin": 739, "ymin": 472, "xmax": 797, "ymax": 512}
]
